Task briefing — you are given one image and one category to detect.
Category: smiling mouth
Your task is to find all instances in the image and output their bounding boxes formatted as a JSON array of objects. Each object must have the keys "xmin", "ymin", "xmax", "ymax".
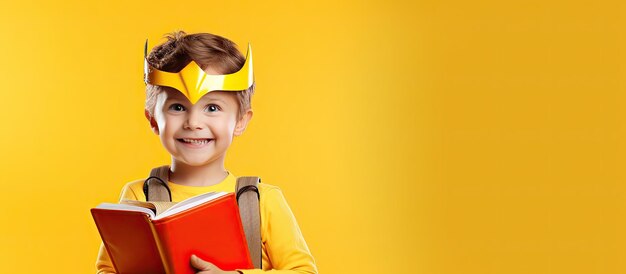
[{"xmin": 177, "ymin": 138, "xmax": 213, "ymax": 144}]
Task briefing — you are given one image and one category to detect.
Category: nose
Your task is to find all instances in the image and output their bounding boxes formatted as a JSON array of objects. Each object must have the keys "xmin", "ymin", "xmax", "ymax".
[{"xmin": 183, "ymin": 109, "xmax": 203, "ymax": 130}]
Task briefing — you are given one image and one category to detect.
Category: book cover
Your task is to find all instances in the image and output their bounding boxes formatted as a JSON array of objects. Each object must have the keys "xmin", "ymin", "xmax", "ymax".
[{"xmin": 91, "ymin": 192, "xmax": 253, "ymax": 274}]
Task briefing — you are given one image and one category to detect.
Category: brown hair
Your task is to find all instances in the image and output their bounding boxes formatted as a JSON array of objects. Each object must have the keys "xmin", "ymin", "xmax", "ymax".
[{"xmin": 144, "ymin": 30, "xmax": 255, "ymax": 120}]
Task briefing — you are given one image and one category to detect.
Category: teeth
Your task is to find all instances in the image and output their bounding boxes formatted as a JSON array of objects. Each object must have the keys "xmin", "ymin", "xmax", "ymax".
[{"xmin": 182, "ymin": 138, "xmax": 211, "ymax": 144}]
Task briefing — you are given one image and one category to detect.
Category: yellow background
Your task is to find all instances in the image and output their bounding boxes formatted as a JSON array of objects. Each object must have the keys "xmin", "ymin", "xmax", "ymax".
[{"xmin": 0, "ymin": 0, "xmax": 624, "ymax": 273}]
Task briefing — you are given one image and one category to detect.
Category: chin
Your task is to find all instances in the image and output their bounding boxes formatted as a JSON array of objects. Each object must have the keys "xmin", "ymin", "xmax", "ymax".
[
  {"xmin": 172, "ymin": 151, "xmax": 224, "ymax": 167},
  {"xmin": 180, "ymin": 159, "xmax": 214, "ymax": 167}
]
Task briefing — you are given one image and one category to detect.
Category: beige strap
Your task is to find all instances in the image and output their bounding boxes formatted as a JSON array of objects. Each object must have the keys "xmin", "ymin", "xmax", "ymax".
[
  {"xmin": 143, "ymin": 165, "xmax": 172, "ymax": 202},
  {"xmin": 236, "ymin": 176, "xmax": 262, "ymax": 269}
]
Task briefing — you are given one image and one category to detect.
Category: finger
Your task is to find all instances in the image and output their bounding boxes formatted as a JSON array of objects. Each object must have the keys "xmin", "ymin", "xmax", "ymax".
[{"xmin": 190, "ymin": 254, "xmax": 215, "ymax": 271}]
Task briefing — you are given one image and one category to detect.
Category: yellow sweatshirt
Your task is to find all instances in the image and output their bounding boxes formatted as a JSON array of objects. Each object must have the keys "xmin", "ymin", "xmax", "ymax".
[{"xmin": 95, "ymin": 171, "xmax": 318, "ymax": 274}]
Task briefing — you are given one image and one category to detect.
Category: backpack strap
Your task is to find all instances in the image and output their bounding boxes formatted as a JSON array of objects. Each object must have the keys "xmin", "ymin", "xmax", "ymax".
[
  {"xmin": 143, "ymin": 165, "xmax": 172, "ymax": 202},
  {"xmin": 236, "ymin": 176, "xmax": 262, "ymax": 269}
]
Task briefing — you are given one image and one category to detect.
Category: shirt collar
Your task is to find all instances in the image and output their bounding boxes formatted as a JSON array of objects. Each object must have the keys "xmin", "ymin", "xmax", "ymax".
[{"xmin": 166, "ymin": 170, "xmax": 237, "ymax": 194}]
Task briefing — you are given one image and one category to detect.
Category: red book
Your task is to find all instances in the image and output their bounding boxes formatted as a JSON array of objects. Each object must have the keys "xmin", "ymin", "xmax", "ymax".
[{"xmin": 91, "ymin": 192, "xmax": 253, "ymax": 274}]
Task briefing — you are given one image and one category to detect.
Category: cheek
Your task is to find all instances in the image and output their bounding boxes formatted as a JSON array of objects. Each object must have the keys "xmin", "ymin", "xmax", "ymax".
[
  {"xmin": 157, "ymin": 114, "xmax": 182, "ymax": 137},
  {"xmin": 214, "ymin": 118, "xmax": 237, "ymax": 138},
  {"xmin": 226, "ymin": 117, "xmax": 239, "ymax": 135},
  {"xmin": 153, "ymin": 104, "xmax": 167, "ymax": 128},
  {"xmin": 155, "ymin": 116, "xmax": 169, "ymax": 135}
]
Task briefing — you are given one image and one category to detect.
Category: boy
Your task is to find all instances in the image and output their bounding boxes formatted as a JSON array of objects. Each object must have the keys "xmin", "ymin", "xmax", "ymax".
[{"xmin": 95, "ymin": 31, "xmax": 318, "ymax": 274}]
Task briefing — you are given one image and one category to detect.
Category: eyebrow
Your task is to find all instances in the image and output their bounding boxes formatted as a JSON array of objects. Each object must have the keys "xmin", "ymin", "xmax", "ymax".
[
  {"xmin": 165, "ymin": 96, "xmax": 186, "ymax": 102},
  {"xmin": 204, "ymin": 98, "xmax": 227, "ymax": 104},
  {"xmin": 164, "ymin": 95, "xmax": 227, "ymax": 104}
]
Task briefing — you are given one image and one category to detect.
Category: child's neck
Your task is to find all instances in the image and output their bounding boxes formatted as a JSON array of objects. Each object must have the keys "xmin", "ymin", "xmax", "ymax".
[{"xmin": 169, "ymin": 159, "xmax": 229, "ymax": 187}]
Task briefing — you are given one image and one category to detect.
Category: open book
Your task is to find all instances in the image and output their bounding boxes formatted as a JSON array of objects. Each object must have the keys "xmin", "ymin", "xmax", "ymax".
[{"xmin": 91, "ymin": 192, "xmax": 253, "ymax": 274}]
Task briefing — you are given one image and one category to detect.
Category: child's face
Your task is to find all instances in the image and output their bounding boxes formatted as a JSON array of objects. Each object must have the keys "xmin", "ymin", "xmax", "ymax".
[{"xmin": 147, "ymin": 87, "xmax": 251, "ymax": 167}]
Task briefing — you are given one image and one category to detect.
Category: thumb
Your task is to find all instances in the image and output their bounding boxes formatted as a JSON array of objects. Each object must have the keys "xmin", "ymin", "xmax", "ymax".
[{"xmin": 190, "ymin": 254, "xmax": 215, "ymax": 271}]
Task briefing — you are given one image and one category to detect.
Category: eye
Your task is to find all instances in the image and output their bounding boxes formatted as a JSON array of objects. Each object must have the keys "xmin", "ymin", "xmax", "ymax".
[
  {"xmin": 205, "ymin": 104, "xmax": 221, "ymax": 112},
  {"xmin": 168, "ymin": 103, "xmax": 185, "ymax": 112}
]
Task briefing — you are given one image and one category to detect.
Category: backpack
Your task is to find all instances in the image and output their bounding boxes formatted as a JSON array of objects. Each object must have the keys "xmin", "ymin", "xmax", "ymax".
[{"xmin": 142, "ymin": 165, "xmax": 262, "ymax": 269}]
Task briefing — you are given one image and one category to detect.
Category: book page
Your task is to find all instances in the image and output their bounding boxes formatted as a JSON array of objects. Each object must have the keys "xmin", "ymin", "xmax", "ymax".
[
  {"xmin": 122, "ymin": 200, "xmax": 178, "ymax": 215},
  {"xmin": 153, "ymin": 191, "xmax": 228, "ymax": 220},
  {"xmin": 149, "ymin": 201, "xmax": 178, "ymax": 215},
  {"xmin": 96, "ymin": 203, "xmax": 156, "ymax": 219}
]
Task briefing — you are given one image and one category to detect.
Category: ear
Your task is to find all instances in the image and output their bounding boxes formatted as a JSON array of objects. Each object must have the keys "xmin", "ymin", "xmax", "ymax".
[
  {"xmin": 234, "ymin": 109, "xmax": 254, "ymax": 137},
  {"xmin": 145, "ymin": 109, "xmax": 160, "ymax": 135}
]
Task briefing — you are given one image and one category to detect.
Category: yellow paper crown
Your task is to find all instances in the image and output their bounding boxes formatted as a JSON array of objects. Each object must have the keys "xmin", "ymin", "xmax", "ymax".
[{"xmin": 143, "ymin": 40, "xmax": 254, "ymax": 104}]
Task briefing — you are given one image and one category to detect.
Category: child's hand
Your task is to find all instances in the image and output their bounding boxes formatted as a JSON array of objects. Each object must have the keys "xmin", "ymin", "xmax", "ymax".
[{"xmin": 190, "ymin": 254, "xmax": 240, "ymax": 274}]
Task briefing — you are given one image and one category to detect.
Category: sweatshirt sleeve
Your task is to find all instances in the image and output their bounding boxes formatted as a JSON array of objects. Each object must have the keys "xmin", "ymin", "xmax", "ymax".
[
  {"xmin": 95, "ymin": 183, "xmax": 141, "ymax": 274},
  {"xmin": 237, "ymin": 187, "xmax": 318, "ymax": 274}
]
